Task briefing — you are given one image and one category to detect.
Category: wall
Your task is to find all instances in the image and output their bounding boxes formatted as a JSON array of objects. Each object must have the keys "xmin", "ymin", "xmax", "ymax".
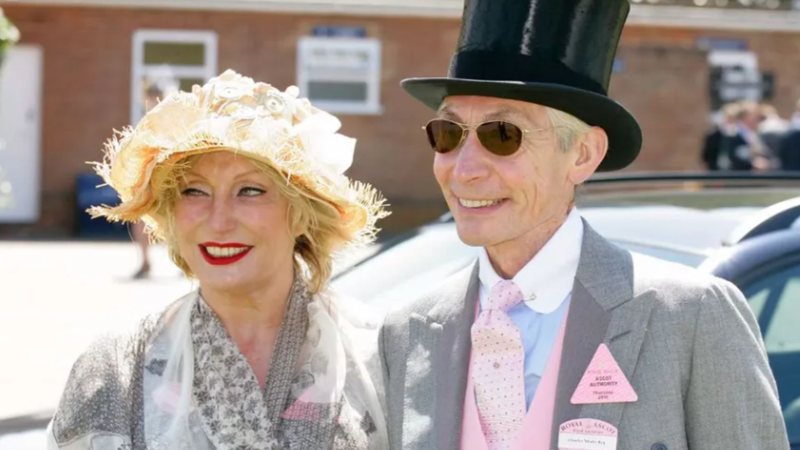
[{"xmin": 2, "ymin": 5, "xmax": 799, "ymax": 237}]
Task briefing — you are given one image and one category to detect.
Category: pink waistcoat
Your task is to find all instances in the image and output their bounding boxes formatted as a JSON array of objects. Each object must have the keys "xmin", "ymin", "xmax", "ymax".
[{"xmin": 460, "ymin": 312, "xmax": 568, "ymax": 450}]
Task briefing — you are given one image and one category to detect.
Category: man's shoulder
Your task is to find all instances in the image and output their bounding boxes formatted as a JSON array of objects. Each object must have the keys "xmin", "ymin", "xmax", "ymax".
[
  {"xmin": 630, "ymin": 250, "xmax": 730, "ymax": 291},
  {"xmin": 382, "ymin": 261, "xmax": 477, "ymax": 331},
  {"xmin": 582, "ymin": 225, "xmax": 740, "ymax": 309},
  {"xmin": 625, "ymin": 250, "xmax": 745, "ymax": 317}
]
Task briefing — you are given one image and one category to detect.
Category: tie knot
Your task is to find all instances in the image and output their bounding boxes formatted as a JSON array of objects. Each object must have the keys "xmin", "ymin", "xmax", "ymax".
[{"xmin": 487, "ymin": 280, "xmax": 524, "ymax": 312}]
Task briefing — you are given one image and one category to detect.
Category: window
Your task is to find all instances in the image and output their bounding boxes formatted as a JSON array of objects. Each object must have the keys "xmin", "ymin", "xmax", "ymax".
[
  {"xmin": 297, "ymin": 36, "xmax": 381, "ymax": 115},
  {"xmin": 744, "ymin": 263, "xmax": 800, "ymax": 354},
  {"xmin": 131, "ymin": 30, "xmax": 217, "ymax": 122},
  {"xmin": 742, "ymin": 261, "xmax": 800, "ymax": 441}
]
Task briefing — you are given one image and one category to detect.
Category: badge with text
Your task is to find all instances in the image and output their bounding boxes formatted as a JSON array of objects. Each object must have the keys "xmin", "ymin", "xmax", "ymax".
[
  {"xmin": 558, "ymin": 418, "xmax": 618, "ymax": 450},
  {"xmin": 570, "ymin": 343, "xmax": 637, "ymax": 404}
]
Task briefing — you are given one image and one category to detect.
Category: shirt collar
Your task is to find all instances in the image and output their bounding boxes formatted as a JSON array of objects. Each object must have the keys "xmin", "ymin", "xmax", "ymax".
[{"xmin": 478, "ymin": 208, "xmax": 583, "ymax": 314}]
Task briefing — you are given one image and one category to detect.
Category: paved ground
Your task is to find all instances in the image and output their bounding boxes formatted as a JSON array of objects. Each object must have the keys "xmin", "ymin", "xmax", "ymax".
[
  {"xmin": 0, "ymin": 239, "xmax": 376, "ymax": 448},
  {"xmin": 0, "ymin": 240, "xmax": 193, "ymax": 448}
]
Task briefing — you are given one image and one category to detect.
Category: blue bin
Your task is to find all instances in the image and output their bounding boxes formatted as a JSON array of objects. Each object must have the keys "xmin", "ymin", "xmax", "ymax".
[{"xmin": 75, "ymin": 172, "xmax": 128, "ymax": 238}]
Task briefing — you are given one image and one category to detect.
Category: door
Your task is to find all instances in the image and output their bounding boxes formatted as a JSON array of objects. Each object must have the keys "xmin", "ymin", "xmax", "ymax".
[{"xmin": 0, "ymin": 44, "xmax": 42, "ymax": 223}]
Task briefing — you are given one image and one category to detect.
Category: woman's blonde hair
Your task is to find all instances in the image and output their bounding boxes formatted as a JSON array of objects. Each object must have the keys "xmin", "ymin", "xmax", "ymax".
[{"xmin": 143, "ymin": 152, "xmax": 360, "ymax": 294}]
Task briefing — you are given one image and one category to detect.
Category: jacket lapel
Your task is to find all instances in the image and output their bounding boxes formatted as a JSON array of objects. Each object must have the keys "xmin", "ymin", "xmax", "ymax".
[
  {"xmin": 578, "ymin": 289, "xmax": 656, "ymax": 428},
  {"xmin": 403, "ymin": 262, "xmax": 479, "ymax": 450},
  {"xmin": 549, "ymin": 222, "xmax": 655, "ymax": 447},
  {"xmin": 550, "ymin": 280, "xmax": 610, "ymax": 442}
]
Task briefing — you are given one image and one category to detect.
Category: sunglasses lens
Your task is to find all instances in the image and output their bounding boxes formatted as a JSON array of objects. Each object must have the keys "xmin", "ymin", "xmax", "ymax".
[
  {"xmin": 425, "ymin": 120, "xmax": 463, "ymax": 153},
  {"xmin": 477, "ymin": 121, "xmax": 524, "ymax": 156}
]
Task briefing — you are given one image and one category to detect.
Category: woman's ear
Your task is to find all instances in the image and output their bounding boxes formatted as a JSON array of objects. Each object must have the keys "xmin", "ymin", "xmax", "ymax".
[
  {"xmin": 285, "ymin": 204, "xmax": 307, "ymax": 239},
  {"xmin": 568, "ymin": 127, "xmax": 608, "ymax": 185}
]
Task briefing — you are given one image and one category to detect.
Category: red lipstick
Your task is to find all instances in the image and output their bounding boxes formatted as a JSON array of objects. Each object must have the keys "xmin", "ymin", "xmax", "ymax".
[{"xmin": 199, "ymin": 242, "xmax": 253, "ymax": 266}]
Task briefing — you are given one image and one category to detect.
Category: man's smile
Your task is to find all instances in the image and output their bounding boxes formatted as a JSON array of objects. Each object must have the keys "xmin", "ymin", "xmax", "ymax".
[{"xmin": 456, "ymin": 197, "xmax": 507, "ymax": 209}]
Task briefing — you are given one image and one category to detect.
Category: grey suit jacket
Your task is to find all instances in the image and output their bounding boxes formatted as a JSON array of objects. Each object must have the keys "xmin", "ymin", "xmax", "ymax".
[{"xmin": 379, "ymin": 221, "xmax": 788, "ymax": 450}]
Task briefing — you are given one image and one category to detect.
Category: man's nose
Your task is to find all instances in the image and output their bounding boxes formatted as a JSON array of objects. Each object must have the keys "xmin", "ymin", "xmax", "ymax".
[{"xmin": 453, "ymin": 130, "xmax": 491, "ymax": 183}]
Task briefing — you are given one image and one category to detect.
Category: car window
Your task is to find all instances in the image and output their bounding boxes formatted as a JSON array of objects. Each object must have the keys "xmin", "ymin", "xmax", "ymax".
[
  {"xmin": 744, "ymin": 264, "xmax": 800, "ymax": 353},
  {"xmin": 332, "ymin": 223, "xmax": 478, "ymax": 311},
  {"xmin": 741, "ymin": 263, "xmax": 800, "ymax": 443}
]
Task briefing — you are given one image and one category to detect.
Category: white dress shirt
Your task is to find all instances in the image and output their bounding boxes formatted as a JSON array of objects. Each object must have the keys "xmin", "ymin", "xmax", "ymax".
[{"xmin": 477, "ymin": 208, "xmax": 584, "ymax": 408}]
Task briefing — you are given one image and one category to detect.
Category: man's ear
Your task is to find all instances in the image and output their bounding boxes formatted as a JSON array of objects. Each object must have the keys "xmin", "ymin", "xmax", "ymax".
[{"xmin": 568, "ymin": 127, "xmax": 608, "ymax": 185}]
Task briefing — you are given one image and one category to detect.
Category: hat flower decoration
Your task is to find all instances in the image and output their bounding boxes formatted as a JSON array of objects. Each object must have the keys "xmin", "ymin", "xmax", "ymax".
[{"xmin": 91, "ymin": 69, "xmax": 386, "ymax": 246}]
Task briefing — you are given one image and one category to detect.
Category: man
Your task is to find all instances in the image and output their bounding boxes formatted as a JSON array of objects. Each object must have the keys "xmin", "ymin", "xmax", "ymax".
[
  {"xmin": 721, "ymin": 101, "xmax": 771, "ymax": 172},
  {"xmin": 701, "ymin": 102, "xmax": 738, "ymax": 171},
  {"xmin": 779, "ymin": 120, "xmax": 800, "ymax": 171},
  {"xmin": 379, "ymin": 0, "xmax": 788, "ymax": 449}
]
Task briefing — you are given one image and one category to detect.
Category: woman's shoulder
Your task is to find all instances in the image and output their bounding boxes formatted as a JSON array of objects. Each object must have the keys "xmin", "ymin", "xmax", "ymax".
[
  {"xmin": 59, "ymin": 290, "xmax": 198, "ymax": 383},
  {"xmin": 71, "ymin": 290, "xmax": 195, "ymax": 361},
  {"xmin": 48, "ymin": 328, "xmax": 145, "ymax": 447},
  {"xmin": 48, "ymin": 291, "xmax": 198, "ymax": 448}
]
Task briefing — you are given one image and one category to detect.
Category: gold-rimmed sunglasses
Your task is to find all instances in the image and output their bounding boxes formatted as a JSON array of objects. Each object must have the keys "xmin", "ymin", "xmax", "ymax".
[{"xmin": 423, "ymin": 119, "xmax": 554, "ymax": 156}]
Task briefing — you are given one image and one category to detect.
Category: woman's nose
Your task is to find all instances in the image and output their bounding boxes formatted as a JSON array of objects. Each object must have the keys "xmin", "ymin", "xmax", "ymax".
[{"xmin": 206, "ymin": 196, "xmax": 236, "ymax": 232}]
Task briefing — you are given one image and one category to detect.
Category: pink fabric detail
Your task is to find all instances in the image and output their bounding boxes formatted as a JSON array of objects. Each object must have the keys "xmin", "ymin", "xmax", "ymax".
[
  {"xmin": 280, "ymin": 387, "xmax": 325, "ymax": 421},
  {"xmin": 281, "ymin": 398, "xmax": 324, "ymax": 421},
  {"xmin": 570, "ymin": 343, "xmax": 638, "ymax": 404},
  {"xmin": 461, "ymin": 301, "xmax": 569, "ymax": 450},
  {"xmin": 470, "ymin": 280, "xmax": 526, "ymax": 450},
  {"xmin": 462, "ymin": 347, "xmax": 490, "ymax": 450},
  {"xmin": 511, "ymin": 314, "xmax": 567, "ymax": 449},
  {"xmin": 151, "ymin": 382, "xmax": 182, "ymax": 414}
]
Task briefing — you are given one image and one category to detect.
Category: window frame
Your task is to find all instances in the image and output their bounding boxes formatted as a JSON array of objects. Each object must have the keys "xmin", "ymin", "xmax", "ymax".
[
  {"xmin": 130, "ymin": 29, "xmax": 218, "ymax": 123},
  {"xmin": 296, "ymin": 36, "xmax": 382, "ymax": 115}
]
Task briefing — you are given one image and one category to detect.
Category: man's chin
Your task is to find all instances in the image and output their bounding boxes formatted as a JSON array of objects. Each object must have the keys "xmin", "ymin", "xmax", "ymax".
[{"xmin": 454, "ymin": 226, "xmax": 498, "ymax": 248}]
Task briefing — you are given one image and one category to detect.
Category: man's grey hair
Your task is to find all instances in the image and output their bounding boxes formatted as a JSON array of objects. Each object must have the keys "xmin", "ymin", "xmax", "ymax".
[{"xmin": 544, "ymin": 107, "xmax": 591, "ymax": 152}]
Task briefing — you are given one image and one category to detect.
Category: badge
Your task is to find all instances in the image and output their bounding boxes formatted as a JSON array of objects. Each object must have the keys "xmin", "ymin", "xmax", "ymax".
[
  {"xmin": 558, "ymin": 418, "xmax": 618, "ymax": 450},
  {"xmin": 571, "ymin": 343, "xmax": 637, "ymax": 404}
]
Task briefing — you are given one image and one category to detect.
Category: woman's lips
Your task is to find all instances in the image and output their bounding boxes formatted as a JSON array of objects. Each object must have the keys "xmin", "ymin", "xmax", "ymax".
[{"xmin": 199, "ymin": 242, "xmax": 253, "ymax": 266}]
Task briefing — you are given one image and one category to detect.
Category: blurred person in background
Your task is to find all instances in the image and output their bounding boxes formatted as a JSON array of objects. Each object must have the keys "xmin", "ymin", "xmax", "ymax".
[
  {"xmin": 721, "ymin": 100, "xmax": 771, "ymax": 171},
  {"xmin": 782, "ymin": 98, "xmax": 800, "ymax": 170},
  {"xmin": 779, "ymin": 128, "xmax": 800, "ymax": 170},
  {"xmin": 702, "ymin": 102, "xmax": 739, "ymax": 170},
  {"xmin": 47, "ymin": 70, "xmax": 389, "ymax": 449},
  {"xmin": 790, "ymin": 97, "xmax": 800, "ymax": 130},
  {"xmin": 128, "ymin": 83, "xmax": 164, "ymax": 279},
  {"xmin": 780, "ymin": 97, "xmax": 800, "ymax": 171},
  {"xmin": 757, "ymin": 102, "xmax": 788, "ymax": 169}
]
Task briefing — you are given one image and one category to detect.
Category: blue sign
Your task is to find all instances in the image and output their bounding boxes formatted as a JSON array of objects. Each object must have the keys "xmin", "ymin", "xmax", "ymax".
[
  {"xmin": 612, "ymin": 58, "xmax": 624, "ymax": 74},
  {"xmin": 313, "ymin": 26, "xmax": 367, "ymax": 38},
  {"xmin": 696, "ymin": 37, "xmax": 748, "ymax": 51}
]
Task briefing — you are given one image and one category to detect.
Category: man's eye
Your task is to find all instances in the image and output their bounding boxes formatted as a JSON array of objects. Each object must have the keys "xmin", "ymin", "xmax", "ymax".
[
  {"xmin": 181, "ymin": 187, "xmax": 207, "ymax": 197},
  {"xmin": 239, "ymin": 187, "xmax": 266, "ymax": 197}
]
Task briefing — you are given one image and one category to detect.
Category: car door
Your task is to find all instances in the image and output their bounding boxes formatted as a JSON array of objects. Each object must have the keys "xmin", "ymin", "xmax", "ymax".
[{"xmin": 733, "ymin": 251, "xmax": 800, "ymax": 447}]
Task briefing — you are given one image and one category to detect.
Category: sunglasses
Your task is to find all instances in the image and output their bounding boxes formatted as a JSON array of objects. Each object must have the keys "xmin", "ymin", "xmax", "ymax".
[{"xmin": 423, "ymin": 119, "xmax": 539, "ymax": 156}]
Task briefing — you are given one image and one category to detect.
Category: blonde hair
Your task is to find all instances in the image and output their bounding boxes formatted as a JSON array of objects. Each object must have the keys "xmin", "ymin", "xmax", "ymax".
[
  {"xmin": 544, "ymin": 107, "xmax": 592, "ymax": 152},
  {"xmin": 137, "ymin": 152, "xmax": 361, "ymax": 294}
]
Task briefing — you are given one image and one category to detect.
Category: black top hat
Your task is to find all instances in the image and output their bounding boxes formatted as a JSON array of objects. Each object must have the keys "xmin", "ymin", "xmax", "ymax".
[{"xmin": 402, "ymin": 0, "xmax": 641, "ymax": 171}]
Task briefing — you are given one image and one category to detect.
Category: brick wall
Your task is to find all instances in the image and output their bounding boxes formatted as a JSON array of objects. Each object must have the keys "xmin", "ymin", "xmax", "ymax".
[{"xmin": 2, "ymin": 5, "xmax": 799, "ymax": 237}]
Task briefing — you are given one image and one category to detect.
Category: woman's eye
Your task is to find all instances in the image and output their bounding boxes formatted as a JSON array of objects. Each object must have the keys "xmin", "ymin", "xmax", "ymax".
[
  {"xmin": 181, "ymin": 187, "xmax": 207, "ymax": 197},
  {"xmin": 239, "ymin": 186, "xmax": 266, "ymax": 197}
]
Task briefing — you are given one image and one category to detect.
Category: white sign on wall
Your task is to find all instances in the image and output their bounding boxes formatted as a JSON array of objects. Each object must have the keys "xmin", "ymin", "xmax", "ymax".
[
  {"xmin": 0, "ymin": 45, "xmax": 42, "ymax": 223},
  {"xmin": 297, "ymin": 36, "xmax": 382, "ymax": 115},
  {"xmin": 708, "ymin": 50, "xmax": 762, "ymax": 103}
]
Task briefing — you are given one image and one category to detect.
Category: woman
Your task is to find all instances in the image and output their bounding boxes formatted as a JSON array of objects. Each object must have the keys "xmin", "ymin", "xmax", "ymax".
[{"xmin": 47, "ymin": 70, "xmax": 388, "ymax": 449}]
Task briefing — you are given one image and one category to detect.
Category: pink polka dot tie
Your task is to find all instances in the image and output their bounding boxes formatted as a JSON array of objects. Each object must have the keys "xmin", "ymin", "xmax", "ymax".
[{"xmin": 471, "ymin": 280, "xmax": 526, "ymax": 450}]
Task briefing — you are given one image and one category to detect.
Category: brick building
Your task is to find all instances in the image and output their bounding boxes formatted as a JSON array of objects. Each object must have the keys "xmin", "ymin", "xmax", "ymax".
[{"xmin": 1, "ymin": 0, "xmax": 800, "ymax": 237}]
